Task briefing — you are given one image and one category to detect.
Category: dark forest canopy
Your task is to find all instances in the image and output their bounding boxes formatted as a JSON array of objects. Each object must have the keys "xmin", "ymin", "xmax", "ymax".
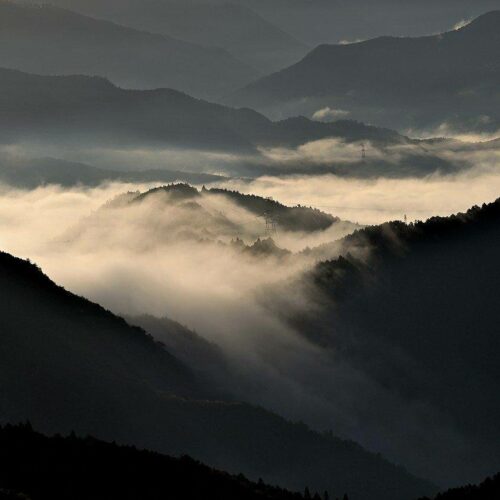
[
  {"xmin": 418, "ymin": 472, "xmax": 500, "ymax": 500},
  {"xmin": 0, "ymin": 423, "xmax": 306, "ymax": 500},
  {"xmin": 274, "ymin": 198, "xmax": 500, "ymax": 485}
]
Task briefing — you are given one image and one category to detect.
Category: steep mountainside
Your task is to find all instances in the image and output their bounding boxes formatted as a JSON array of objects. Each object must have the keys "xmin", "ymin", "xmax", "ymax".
[
  {"xmin": 0, "ymin": 1, "xmax": 257, "ymax": 99},
  {"xmin": 0, "ymin": 250, "xmax": 435, "ymax": 500},
  {"xmin": 278, "ymin": 199, "xmax": 500, "ymax": 485},
  {"xmin": 230, "ymin": 11, "xmax": 500, "ymax": 132}
]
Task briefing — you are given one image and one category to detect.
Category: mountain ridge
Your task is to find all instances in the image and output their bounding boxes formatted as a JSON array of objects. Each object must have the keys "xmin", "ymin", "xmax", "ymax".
[
  {"xmin": 0, "ymin": 0, "xmax": 258, "ymax": 99},
  {"xmin": 229, "ymin": 11, "xmax": 500, "ymax": 133},
  {"xmin": 0, "ymin": 247, "xmax": 435, "ymax": 500},
  {"xmin": 0, "ymin": 66, "xmax": 409, "ymax": 156}
]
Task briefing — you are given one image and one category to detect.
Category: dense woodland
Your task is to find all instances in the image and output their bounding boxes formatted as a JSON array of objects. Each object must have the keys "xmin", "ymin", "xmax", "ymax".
[
  {"xmin": 0, "ymin": 423, "xmax": 305, "ymax": 500},
  {"xmin": 418, "ymin": 473, "xmax": 500, "ymax": 500},
  {"xmin": 277, "ymin": 199, "xmax": 500, "ymax": 484}
]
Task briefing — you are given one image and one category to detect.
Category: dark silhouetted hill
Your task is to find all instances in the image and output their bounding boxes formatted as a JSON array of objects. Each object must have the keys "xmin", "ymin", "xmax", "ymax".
[
  {"xmin": 284, "ymin": 199, "xmax": 500, "ymax": 485},
  {"xmin": 419, "ymin": 472, "xmax": 500, "ymax": 500},
  {"xmin": 0, "ymin": 423, "xmax": 304, "ymax": 500},
  {"xmin": 0, "ymin": 249, "xmax": 434, "ymax": 500}
]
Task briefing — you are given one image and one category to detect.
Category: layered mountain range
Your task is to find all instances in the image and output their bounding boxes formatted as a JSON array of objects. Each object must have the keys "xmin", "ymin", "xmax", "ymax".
[{"xmin": 230, "ymin": 11, "xmax": 500, "ymax": 133}]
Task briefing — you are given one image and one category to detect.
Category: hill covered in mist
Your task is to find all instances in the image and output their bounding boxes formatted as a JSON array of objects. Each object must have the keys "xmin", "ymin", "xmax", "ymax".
[
  {"xmin": 230, "ymin": 11, "xmax": 500, "ymax": 134},
  {"xmin": 272, "ymin": 198, "xmax": 500, "ymax": 485},
  {"xmin": 0, "ymin": 155, "xmax": 224, "ymax": 189},
  {"xmin": 60, "ymin": 183, "xmax": 358, "ymax": 252},
  {"xmin": 137, "ymin": 184, "xmax": 340, "ymax": 232},
  {"xmin": 0, "ymin": 1, "xmax": 257, "ymax": 100},
  {"xmin": 0, "ymin": 67, "xmax": 408, "ymax": 154},
  {"xmin": 0, "ymin": 249, "xmax": 435, "ymax": 500}
]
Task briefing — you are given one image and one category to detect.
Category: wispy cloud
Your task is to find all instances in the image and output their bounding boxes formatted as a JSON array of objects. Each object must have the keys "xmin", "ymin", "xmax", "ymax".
[{"xmin": 312, "ymin": 107, "xmax": 351, "ymax": 122}]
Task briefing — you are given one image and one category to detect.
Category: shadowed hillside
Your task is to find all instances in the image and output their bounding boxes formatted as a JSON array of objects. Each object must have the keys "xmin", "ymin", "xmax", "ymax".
[
  {"xmin": 0, "ymin": 249, "xmax": 434, "ymax": 500},
  {"xmin": 419, "ymin": 472, "xmax": 500, "ymax": 500},
  {"xmin": 276, "ymin": 199, "xmax": 500, "ymax": 485},
  {"xmin": 0, "ymin": 423, "xmax": 304, "ymax": 500}
]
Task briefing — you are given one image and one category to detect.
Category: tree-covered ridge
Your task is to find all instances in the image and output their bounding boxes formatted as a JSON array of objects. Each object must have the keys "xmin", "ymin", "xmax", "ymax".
[
  {"xmin": 308, "ymin": 197, "xmax": 500, "ymax": 297},
  {"xmin": 291, "ymin": 197, "xmax": 500, "ymax": 484},
  {"xmin": 0, "ymin": 423, "xmax": 304, "ymax": 500},
  {"xmin": 419, "ymin": 473, "xmax": 500, "ymax": 500},
  {"xmin": 337, "ymin": 197, "xmax": 500, "ymax": 261},
  {"xmin": 208, "ymin": 187, "xmax": 338, "ymax": 232},
  {"xmin": 130, "ymin": 184, "xmax": 340, "ymax": 234}
]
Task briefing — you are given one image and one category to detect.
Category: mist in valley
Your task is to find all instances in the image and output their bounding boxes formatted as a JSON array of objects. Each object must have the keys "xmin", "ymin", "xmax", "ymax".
[
  {"xmin": 1, "ymin": 159, "xmax": 499, "ymax": 484},
  {"xmin": 1, "ymin": 3, "xmax": 500, "ymax": 497}
]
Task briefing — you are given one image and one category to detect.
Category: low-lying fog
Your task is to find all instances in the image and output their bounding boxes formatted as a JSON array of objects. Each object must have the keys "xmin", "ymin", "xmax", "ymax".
[
  {"xmin": 218, "ymin": 166, "xmax": 500, "ymax": 225},
  {"xmin": 0, "ymin": 165, "xmax": 499, "ymax": 484}
]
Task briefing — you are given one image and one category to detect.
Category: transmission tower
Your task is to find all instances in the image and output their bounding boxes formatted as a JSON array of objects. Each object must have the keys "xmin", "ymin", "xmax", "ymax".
[
  {"xmin": 361, "ymin": 143, "xmax": 366, "ymax": 160},
  {"xmin": 260, "ymin": 211, "xmax": 278, "ymax": 236}
]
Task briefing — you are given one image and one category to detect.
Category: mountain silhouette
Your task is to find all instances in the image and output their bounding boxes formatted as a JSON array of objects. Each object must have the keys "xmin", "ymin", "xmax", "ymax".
[
  {"xmin": 0, "ymin": 1, "xmax": 257, "ymax": 99},
  {"xmin": 0, "ymin": 423, "xmax": 306, "ymax": 500},
  {"xmin": 0, "ymin": 249, "xmax": 435, "ymax": 500},
  {"xmin": 232, "ymin": 0, "xmax": 499, "ymax": 46},
  {"xmin": 229, "ymin": 11, "xmax": 500, "ymax": 133},
  {"xmin": 28, "ymin": 0, "xmax": 309, "ymax": 73},
  {"xmin": 0, "ymin": 67, "xmax": 407, "ymax": 154},
  {"xmin": 279, "ymin": 199, "xmax": 500, "ymax": 485},
  {"xmin": 0, "ymin": 155, "xmax": 224, "ymax": 189},
  {"xmin": 418, "ymin": 471, "xmax": 500, "ymax": 500}
]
